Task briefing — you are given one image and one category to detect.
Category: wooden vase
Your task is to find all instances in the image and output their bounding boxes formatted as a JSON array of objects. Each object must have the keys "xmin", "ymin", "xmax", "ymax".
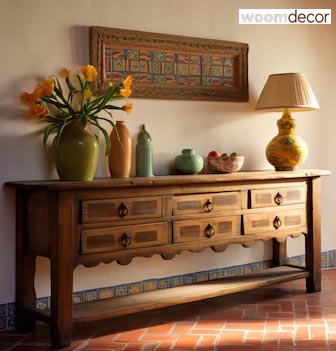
[{"xmin": 109, "ymin": 121, "xmax": 132, "ymax": 177}]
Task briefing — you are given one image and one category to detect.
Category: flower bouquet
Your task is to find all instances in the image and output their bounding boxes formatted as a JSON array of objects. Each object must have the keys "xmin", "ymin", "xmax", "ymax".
[{"xmin": 20, "ymin": 65, "xmax": 133, "ymax": 180}]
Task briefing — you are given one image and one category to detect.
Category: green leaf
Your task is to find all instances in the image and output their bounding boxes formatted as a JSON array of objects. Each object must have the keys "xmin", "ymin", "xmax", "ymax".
[
  {"xmin": 41, "ymin": 97, "xmax": 67, "ymax": 109},
  {"xmin": 54, "ymin": 118, "xmax": 73, "ymax": 147},
  {"xmin": 90, "ymin": 119, "xmax": 111, "ymax": 155},
  {"xmin": 104, "ymin": 105, "xmax": 123, "ymax": 110},
  {"xmin": 43, "ymin": 123, "xmax": 57, "ymax": 148},
  {"xmin": 80, "ymin": 114, "xmax": 87, "ymax": 127},
  {"xmin": 76, "ymin": 73, "xmax": 84, "ymax": 90},
  {"xmin": 53, "ymin": 75, "xmax": 63, "ymax": 96},
  {"xmin": 53, "ymin": 86, "xmax": 76, "ymax": 117}
]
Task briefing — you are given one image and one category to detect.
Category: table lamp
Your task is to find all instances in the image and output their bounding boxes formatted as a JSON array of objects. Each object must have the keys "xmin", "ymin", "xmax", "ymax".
[{"xmin": 255, "ymin": 73, "xmax": 319, "ymax": 171}]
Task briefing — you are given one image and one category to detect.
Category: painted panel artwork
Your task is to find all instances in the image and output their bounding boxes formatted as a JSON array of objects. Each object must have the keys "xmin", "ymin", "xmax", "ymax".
[{"xmin": 90, "ymin": 27, "xmax": 249, "ymax": 101}]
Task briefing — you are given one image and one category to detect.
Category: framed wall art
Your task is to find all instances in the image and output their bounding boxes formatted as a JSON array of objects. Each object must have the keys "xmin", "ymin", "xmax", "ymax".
[{"xmin": 89, "ymin": 26, "xmax": 249, "ymax": 102}]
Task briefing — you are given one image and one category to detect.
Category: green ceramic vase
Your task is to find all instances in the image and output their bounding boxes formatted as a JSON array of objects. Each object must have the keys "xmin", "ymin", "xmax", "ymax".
[
  {"xmin": 136, "ymin": 124, "xmax": 153, "ymax": 177},
  {"xmin": 174, "ymin": 149, "xmax": 204, "ymax": 174},
  {"xmin": 53, "ymin": 120, "xmax": 99, "ymax": 181}
]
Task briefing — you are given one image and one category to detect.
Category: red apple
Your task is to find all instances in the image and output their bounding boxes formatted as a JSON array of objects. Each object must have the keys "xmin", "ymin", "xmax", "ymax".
[{"xmin": 208, "ymin": 150, "xmax": 221, "ymax": 157}]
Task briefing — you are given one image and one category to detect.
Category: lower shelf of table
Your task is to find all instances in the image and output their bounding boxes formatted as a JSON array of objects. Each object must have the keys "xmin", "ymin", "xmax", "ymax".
[{"xmin": 34, "ymin": 265, "xmax": 308, "ymax": 324}]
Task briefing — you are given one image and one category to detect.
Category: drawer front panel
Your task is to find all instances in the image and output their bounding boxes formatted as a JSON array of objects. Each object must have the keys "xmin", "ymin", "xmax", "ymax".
[
  {"xmin": 173, "ymin": 216, "xmax": 241, "ymax": 243},
  {"xmin": 250, "ymin": 186, "xmax": 306, "ymax": 208},
  {"xmin": 81, "ymin": 222, "xmax": 169, "ymax": 254},
  {"xmin": 82, "ymin": 196, "xmax": 162, "ymax": 223},
  {"xmin": 173, "ymin": 192, "xmax": 241, "ymax": 216},
  {"xmin": 244, "ymin": 208, "xmax": 306, "ymax": 235}
]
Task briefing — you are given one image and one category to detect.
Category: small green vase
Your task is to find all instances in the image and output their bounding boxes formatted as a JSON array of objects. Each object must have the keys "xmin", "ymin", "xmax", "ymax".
[
  {"xmin": 136, "ymin": 124, "xmax": 154, "ymax": 177},
  {"xmin": 53, "ymin": 121, "xmax": 99, "ymax": 181},
  {"xmin": 174, "ymin": 149, "xmax": 204, "ymax": 174}
]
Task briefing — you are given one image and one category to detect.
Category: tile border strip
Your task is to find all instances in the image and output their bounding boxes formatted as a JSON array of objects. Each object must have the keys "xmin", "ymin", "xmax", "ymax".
[{"xmin": 1, "ymin": 250, "xmax": 335, "ymax": 330}]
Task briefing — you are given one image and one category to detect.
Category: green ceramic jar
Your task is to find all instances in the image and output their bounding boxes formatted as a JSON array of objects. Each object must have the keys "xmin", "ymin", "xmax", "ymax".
[
  {"xmin": 174, "ymin": 149, "xmax": 204, "ymax": 174},
  {"xmin": 53, "ymin": 120, "xmax": 99, "ymax": 181},
  {"xmin": 136, "ymin": 124, "xmax": 154, "ymax": 177}
]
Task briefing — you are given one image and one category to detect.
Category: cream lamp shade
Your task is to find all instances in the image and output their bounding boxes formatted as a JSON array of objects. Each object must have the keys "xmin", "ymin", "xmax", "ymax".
[
  {"xmin": 255, "ymin": 73, "xmax": 319, "ymax": 171},
  {"xmin": 255, "ymin": 73, "xmax": 319, "ymax": 112}
]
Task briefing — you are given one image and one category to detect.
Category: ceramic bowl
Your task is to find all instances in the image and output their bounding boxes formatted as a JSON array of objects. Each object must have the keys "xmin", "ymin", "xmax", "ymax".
[{"xmin": 207, "ymin": 156, "xmax": 244, "ymax": 173}]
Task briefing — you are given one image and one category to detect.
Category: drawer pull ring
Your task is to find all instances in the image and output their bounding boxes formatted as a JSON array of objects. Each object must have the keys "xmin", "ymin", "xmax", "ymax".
[
  {"xmin": 118, "ymin": 203, "xmax": 129, "ymax": 218},
  {"xmin": 205, "ymin": 199, "xmax": 214, "ymax": 212},
  {"xmin": 273, "ymin": 216, "xmax": 282, "ymax": 229},
  {"xmin": 274, "ymin": 193, "xmax": 283, "ymax": 206},
  {"xmin": 205, "ymin": 223, "xmax": 216, "ymax": 238},
  {"xmin": 121, "ymin": 233, "xmax": 132, "ymax": 247}
]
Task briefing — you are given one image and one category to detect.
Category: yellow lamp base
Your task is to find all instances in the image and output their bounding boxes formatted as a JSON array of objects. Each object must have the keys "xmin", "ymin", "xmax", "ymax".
[{"xmin": 266, "ymin": 110, "xmax": 308, "ymax": 171}]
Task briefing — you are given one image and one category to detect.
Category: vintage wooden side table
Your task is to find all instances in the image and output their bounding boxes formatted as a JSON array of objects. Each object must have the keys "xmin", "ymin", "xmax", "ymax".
[{"xmin": 5, "ymin": 169, "xmax": 330, "ymax": 349}]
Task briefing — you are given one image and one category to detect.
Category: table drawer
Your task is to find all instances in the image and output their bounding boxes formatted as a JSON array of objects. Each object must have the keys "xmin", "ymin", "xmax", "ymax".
[
  {"xmin": 81, "ymin": 222, "xmax": 169, "ymax": 254},
  {"xmin": 81, "ymin": 196, "xmax": 162, "ymax": 223},
  {"xmin": 173, "ymin": 191, "xmax": 241, "ymax": 216},
  {"xmin": 243, "ymin": 208, "xmax": 306, "ymax": 235},
  {"xmin": 250, "ymin": 186, "xmax": 306, "ymax": 209},
  {"xmin": 173, "ymin": 215, "xmax": 241, "ymax": 243}
]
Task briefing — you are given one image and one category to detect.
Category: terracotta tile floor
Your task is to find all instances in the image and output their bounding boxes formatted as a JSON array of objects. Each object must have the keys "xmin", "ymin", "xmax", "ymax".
[{"xmin": 1, "ymin": 269, "xmax": 336, "ymax": 351}]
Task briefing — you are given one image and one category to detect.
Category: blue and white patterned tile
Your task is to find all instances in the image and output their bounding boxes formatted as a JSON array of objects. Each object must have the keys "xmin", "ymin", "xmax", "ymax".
[
  {"xmin": 98, "ymin": 287, "xmax": 115, "ymax": 299},
  {"xmin": 83, "ymin": 289, "xmax": 98, "ymax": 302},
  {"xmin": 115, "ymin": 284, "xmax": 128, "ymax": 297},
  {"xmin": 209, "ymin": 269, "xmax": 223, "ymax": 280},
  {"xmin": 0, "ymin": 316, "xmax": 6, "ymax": 329},
  {"xmin": 73, "ymin": 292, "xmax": 83, "ymax": 304},
  {"xmin": 128, "ymin": 283, "xmax": 143, "ymax": 295},
  {"xmin": 182, "ymin": 274, "xmax": 194, "ymax": 285},
  {"xmin": 7, "ymin": 303, "xmax": 15, "ymax": 317},
  {"xmin": 0, "ymin": 304, "xmax": 6, "ymax": 317},
  {"xmin": 169, "ymin": 275, "xmax": 183, "ymax": 287},
  {"xmin": 158, "ymin": 278, "xmax": 169, "ymax": 289},
  {"xmin": 244, "ymin": 264, "xmax": 253, "ymax": 274},
  {"xmin": 321, "ymin": 252, "xmax": 328, "ymax": 269},
  {"xmin": 6, "ymin": 316, "xmax": 15, "ymax": 329},
  {"xmin": 250, "ymin": 262, "xmax": 264, "ymax": 273},
  {"xmin": 36, "ymin": 298, "xmax": 49, "ymax": 311},
  {"xmin": 195, "ymin": 271, "xmax": 208, "ymax": 282},
  {"xmin": 291, "ymin": 255, "xmax": 305, "ymax": 267},
  {"xmin": 328, "ymin": 250, "xmax": 336, "ymax": 268},
  {"xmin": 225, "ymin": 266, "xmax": 244, "ymax": 277},
  {"xmin": 143, "ymin": 279, "xmax": 158, "ymax": 292}
]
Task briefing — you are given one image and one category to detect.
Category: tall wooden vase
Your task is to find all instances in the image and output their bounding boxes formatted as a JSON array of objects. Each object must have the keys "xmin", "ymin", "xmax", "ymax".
[{"xmin": 109, "ymin": 121, "xmax": 132, "ymax": 177}]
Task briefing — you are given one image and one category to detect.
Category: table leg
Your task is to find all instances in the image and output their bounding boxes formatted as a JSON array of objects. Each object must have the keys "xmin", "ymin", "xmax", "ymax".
[
  {"xmin": 15, "ymin": 191, "xmax": 36, "ymax": 331},
  {"xmin": 305, "ymin": 177, "xmax": 321, "ymax": 293},
  {"xmin": 50, "ymin": 191, "xmax": 75, "ymax": 349},
  {"xmin": 272, "ymin": 239, "xmax": 287, "ymax": 267}
]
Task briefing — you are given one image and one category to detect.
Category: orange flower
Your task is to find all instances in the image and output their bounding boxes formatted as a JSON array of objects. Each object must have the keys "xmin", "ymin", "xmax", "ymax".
[
  {"xmin": 20, "ymin": 92, "xmax": 37, "ymax": 105},
  {"xmin": 29, "ymin": 104, "xmax": 48, "ymax": 118},
  {"xmin": 83, "ymin": 89, "xmax": 92, "ymax": 99},
  {"xmin": 61, "ymin": 68, "xmax": 70, "ymax": 78},
  {"xmin": 33, "ymin": 79, "xmax": 55, "ymax": 98},
  {"xmin": 81, "ymin": 64, "xmax": 98, "ymax": 82},
  {"xmin": 123, "ymin": 75, "xmax": 133, "ymax": 89},
  {"xmin": 120, "ymin": 87, "xmax": 132, "ymax": 98},
  {"xmin": 122, "ymin": 103, "xmax": 133, "ymax": 114}
]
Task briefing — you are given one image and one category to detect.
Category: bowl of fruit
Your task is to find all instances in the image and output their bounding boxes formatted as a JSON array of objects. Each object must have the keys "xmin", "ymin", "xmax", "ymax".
[{"xmin": 207, "ymin": 151, "xmax": 244, "ymax": 173}]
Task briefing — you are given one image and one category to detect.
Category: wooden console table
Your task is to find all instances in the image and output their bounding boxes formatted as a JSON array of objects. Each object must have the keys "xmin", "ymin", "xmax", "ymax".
[{"xmin": 6, "ymin": 170, "xmax": 329, "ymax": 349}]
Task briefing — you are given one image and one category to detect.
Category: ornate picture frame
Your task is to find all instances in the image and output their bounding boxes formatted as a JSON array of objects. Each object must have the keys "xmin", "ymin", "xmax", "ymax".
[{"xmin": 89, "ymin": 26, "xmax": 249, "ymax": 102}]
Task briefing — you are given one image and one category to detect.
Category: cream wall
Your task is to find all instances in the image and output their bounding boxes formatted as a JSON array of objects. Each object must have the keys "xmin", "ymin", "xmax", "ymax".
[{"xmin": 1, "ymin": 0, "xmax": 335, "ymax": 303}]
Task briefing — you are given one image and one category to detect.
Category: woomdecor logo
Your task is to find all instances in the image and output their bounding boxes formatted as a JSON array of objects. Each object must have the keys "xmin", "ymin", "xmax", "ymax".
[{"xmin": 239, "ymin": 9, "xmax": 331, "ymax": 24}]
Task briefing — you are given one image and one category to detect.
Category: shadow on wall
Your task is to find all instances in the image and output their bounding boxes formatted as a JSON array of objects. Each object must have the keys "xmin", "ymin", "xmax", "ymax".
[
  {"xmin": 0, "ymin": 101, "xmax": 55, "ymax": 181},
  {"xmin": 70, "ymin": 25, "xmax": 90, "ymax": 66}
]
